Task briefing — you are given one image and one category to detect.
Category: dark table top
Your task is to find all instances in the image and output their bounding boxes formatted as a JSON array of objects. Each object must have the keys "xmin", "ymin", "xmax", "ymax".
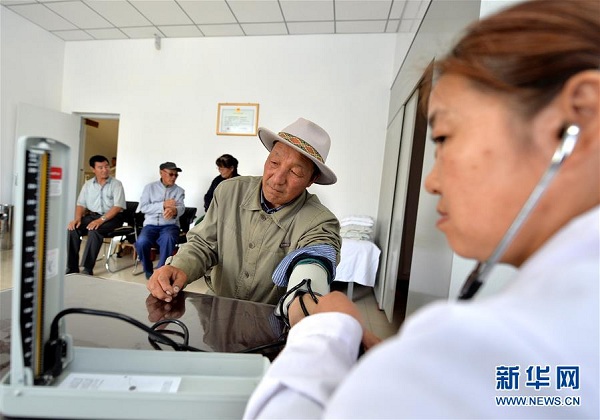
[{"xmin": 0, "ymin": 275, "xmax": 286, "ymax": 379}]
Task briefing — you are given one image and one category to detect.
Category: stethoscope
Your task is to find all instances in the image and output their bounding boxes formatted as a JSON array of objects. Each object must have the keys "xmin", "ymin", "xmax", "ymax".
[{"xmin": 458, "ymin": 124, "xmax": 581, "ymax": 300}]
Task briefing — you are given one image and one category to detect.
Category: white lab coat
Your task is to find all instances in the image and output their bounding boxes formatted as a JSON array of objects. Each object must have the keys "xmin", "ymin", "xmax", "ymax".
[{"xmin": 244, "ymin": 206, "xmax": 600, "ymax": 419}]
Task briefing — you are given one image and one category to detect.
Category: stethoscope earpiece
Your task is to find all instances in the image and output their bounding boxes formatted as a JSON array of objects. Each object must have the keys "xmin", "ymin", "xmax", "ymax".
[{"xmin": 559, "ymin": 124, "xmax": 580, "ymax": 140}]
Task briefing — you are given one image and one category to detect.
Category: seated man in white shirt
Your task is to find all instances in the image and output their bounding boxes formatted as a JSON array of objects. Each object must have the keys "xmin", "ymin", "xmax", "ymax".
[{"xmin": 66, "ymin": 155, "xmax": 126, "ymax": 276}]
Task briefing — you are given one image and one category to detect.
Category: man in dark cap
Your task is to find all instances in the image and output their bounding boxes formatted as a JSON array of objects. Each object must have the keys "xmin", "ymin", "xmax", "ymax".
[{"xmin": 136, "ymin": 162, "xmax": 185, "ymax": 279}]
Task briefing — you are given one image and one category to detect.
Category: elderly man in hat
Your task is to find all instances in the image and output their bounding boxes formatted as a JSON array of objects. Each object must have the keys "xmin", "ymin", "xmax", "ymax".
[
  {"xmin": 136, "ymin": 162, "xmax": 186, "ymax": 279},
  {"xmin": 148, "ymin": 118, "xmax": 341, "ymax": 319}
]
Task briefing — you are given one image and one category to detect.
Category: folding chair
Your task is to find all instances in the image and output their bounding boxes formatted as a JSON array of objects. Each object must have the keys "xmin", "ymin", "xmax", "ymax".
[{"xmin": 104, "ymin": 200, "xmax": 138, "ymax": 273}]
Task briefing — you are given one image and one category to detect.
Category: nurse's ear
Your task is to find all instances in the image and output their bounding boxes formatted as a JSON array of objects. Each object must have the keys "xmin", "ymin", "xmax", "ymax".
[{"xmin": 560, "ymin": 70, "xmax": 600, "ymax": 141}]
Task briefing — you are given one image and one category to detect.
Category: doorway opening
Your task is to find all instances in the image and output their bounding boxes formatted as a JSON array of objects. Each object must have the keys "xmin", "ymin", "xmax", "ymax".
[{"xmin": 78, "ymin": 115, "xmax": 120, "ymax": 189}]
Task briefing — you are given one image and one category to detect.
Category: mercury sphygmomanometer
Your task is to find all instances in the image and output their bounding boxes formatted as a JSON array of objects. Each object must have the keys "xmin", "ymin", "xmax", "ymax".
[
  {"xmin": 0, "ymin": 136, "xmax": 271, "ymax": 420},
  {"xmin": 458, "ymin": 124, "xmax": 581, "ymax": 300}
]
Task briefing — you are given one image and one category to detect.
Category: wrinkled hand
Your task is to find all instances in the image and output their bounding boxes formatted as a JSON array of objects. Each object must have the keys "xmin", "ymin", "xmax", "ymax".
[
  {"xmin": 147, "ymin": 265, "xmax": 188, "ymax": 302},
  {"xmin": 163, "ymin": 207, "xmax": 177, "ymax": 220},
  {"xmin": 86, "ymin": 218, "xmax": 104, "ymax": 230},
  {"xmin": 288, "ymin": 291, "xmax": 382, "ymax": 352},
  {"xmin": 67, "ymin": 219, "xmax": 81, "ymax": 230},
  {"xmin": 146, "ymin": 293, "xmax": 186, "ymax": 323}
]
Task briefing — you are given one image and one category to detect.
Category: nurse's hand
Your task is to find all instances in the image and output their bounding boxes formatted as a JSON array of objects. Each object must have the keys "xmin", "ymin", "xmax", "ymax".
[{"xmin": 289, "ymin": 291, "xmax": 382, "ymax": 351}]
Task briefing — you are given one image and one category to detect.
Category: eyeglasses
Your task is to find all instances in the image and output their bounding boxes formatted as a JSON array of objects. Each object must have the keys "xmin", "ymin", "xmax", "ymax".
[{"xmin": 162, "ymin": 170, "xmax": 179, "ymax": 177}]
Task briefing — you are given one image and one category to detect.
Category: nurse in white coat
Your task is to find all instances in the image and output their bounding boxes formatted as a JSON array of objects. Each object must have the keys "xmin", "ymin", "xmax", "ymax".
[{"xmin": 244, "ymin": 0, "xmax": 600, "ymax": 418}]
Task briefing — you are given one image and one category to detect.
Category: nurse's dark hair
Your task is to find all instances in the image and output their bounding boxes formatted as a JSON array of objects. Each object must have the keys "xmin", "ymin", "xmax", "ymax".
[{"xmin": 433, "ymin": 0, "xmax": 600, "ymax": 117}]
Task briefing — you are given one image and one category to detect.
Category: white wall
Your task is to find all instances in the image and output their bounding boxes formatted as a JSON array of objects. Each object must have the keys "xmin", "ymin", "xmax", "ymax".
[
  {"xmin": 391, "ymin": 34, "xmax": 415, "ymax": 83},
  {"xmin": 0, "ymin": 8, "xmax": 65, "ymax": 203},
  {"xmin": 61, "ymin": 34, "xmax": 396, "ymax": 219}
]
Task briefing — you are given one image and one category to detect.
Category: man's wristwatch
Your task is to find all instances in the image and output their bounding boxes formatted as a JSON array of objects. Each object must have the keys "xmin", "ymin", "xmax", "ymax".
[{"xmin": 101, "ymin": 215, "xmax": 107, "ymax": 221}]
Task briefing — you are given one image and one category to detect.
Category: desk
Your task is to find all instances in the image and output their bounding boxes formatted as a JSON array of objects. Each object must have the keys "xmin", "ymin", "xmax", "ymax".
[{"xmin": 0, "ymin": 275, "xmax": 286, "ymax": 379}]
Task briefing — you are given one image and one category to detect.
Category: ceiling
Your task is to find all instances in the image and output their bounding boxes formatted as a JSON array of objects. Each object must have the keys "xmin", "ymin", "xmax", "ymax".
[{"xmin": 1, "ymin": 0, "xmax": 430, "ymax": 41}]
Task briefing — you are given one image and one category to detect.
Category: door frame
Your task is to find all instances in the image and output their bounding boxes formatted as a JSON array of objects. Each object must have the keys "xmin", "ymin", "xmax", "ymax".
[{"xmin": 75, "ymin": 113, "xmax": 120, "ymax": 190}]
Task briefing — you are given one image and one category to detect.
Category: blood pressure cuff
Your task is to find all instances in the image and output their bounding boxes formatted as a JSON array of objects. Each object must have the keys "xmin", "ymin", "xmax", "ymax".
[
  {"xmin": 271, "ymin": 244, "xmax": 337, "ymax": 288},
  {"xmin": 274, "ymin": 260, "xmax": 330, "ymax": 319}
]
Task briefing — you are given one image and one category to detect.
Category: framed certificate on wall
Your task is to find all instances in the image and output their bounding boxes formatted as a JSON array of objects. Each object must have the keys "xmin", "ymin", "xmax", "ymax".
[{"xmin": 216, "ymin": 103, "xmax": 260, "ymax": 136}]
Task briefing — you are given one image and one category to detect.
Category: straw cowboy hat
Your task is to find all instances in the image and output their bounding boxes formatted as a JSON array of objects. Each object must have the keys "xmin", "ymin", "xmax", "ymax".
[{"xmin": 258, "ymin": 117, "xmax": 337, "ymax": 185}]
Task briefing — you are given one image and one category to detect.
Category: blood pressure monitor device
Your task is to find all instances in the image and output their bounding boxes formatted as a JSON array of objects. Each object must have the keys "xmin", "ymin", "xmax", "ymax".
[{"xmin": 0, "ymin": 137, "xmax": 269, "ymax": 419}]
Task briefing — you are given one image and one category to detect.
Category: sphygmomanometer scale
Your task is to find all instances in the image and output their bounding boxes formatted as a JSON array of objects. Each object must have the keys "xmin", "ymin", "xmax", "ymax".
[{"xmin": 0, "ymin": 137, "xmax": 269, "ymax": 419}]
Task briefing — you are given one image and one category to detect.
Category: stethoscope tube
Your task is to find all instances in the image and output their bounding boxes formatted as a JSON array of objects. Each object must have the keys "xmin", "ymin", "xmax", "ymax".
[{"xmin": 458, "ymin": 125, "xmax": 580, "ymax": 300}]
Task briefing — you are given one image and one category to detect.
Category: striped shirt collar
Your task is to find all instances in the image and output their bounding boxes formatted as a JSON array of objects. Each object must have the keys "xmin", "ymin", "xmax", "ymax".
[{"xmin": 260, "ymin": 188, "xmax": 288, "ymax": 214}]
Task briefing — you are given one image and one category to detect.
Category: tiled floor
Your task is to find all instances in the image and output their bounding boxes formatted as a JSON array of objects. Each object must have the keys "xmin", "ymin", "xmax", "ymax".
[{"xmin": 0, "ymin": 244, "xmax": 404, "ymax": 340}]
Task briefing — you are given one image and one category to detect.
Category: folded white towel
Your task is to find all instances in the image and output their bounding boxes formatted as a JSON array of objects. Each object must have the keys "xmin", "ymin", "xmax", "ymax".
[
  {"xmin": 340, "ymin": 215, "xmax": 374, "ymax": 223},
  {"xmin": 341, "ymin": 220, "xmax": 372, "ymax": 228},
  {"xmin": 341, "ymin": 231, "xmax": 372, "ymax": 240},
  {"xmin": 340, "ymin": 223, "xmax": 373, "ymax": 240},
  {"xmin": 341, "ymin": 225, "xmax": 372, "ymax": 233},
  {"xmin": 340, "ymin": 216, "xmax": 374, "ymax": 228}
]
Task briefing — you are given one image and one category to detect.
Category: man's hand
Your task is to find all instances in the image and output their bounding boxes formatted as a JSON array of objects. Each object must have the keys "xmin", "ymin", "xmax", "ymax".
[
  {"xmin": 147, "ymin": 265, "xmax": 188, "ymax": 302},
  {"xmin": 164, "ymin": 199, "xmax": 177, "ymax": 208},
  {"xmin": 288, "ymin": 291, "xmax": 382, "ymax": 351},
  {"xmin": 163, "ymin": 199, "xmax": 178, "ymax": 220},
  {"xmin": 67, "ymin": 219, "xmax": 81, "ymax": 230},
  {"xmin": 86, "ymin": 218, "xmax": 104, "ymax": 230},
  {"xmin": 163, "ymin": 207, "xmax": 177, "ymax": 220}
]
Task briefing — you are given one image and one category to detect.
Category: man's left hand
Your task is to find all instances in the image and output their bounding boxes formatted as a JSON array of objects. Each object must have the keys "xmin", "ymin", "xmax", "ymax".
[
  {"xmin": 86, "ymin": 218, "xmax": 104, "ymax": 230},
  {"xmin": 163, "ymin": 207, "xmax": 177, "ymax": 219}
]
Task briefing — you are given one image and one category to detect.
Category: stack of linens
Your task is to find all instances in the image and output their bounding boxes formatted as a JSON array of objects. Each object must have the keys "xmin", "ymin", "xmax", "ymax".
[{"xmin": 339, "ymin": 215, "xmax": 374, "ymax": 241}]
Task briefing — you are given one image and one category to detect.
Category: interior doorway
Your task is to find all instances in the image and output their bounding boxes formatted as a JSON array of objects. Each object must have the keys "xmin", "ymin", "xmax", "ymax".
[{"xmin": 78, "ymin": 115, "xmax": 120, "ymax": 188}]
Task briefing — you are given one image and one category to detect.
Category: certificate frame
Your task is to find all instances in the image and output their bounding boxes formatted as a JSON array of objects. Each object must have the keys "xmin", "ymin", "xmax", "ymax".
[{"xmin": 216, "ymin": 103, "xmax": 260, "ymax": 136}]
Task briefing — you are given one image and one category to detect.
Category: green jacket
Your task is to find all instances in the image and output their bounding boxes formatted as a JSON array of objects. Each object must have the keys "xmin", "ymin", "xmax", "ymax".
[{"xmin": 171, "ymin": 176, "xmax": 341, "ymax": 304}]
